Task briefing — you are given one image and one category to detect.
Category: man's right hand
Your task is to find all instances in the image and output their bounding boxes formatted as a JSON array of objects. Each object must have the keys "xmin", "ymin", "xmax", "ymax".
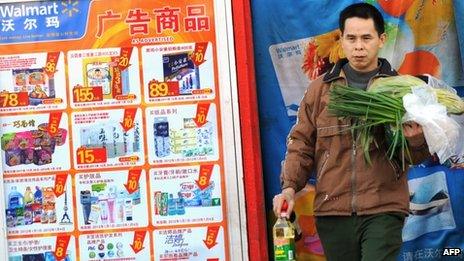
[{"xmin": 272, "ymin": 187, "xmax": 296, "ymax": 218}]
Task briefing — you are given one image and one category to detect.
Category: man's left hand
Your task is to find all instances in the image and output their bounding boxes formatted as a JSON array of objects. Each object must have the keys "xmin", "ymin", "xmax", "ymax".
[{"xmin": 403, "ymin": 121, "xmax": 425, "ymax": 147}]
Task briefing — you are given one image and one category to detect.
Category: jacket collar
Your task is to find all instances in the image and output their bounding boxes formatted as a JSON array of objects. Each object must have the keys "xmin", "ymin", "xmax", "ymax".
[{"xmin": 323, "ymin": 58, "xmax": 398, "ymax": 83}]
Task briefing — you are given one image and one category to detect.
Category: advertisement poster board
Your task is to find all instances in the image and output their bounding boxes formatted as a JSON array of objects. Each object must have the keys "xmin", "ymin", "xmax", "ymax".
[{"xmin": 0, "ymin": 0, "xmax": 246, "ymax": 260}]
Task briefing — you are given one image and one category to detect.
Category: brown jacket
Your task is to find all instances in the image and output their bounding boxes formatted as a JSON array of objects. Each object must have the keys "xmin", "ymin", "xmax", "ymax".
[{"xmin": 281, "ymin": 58, "xmax": 430, "ymax": 216}]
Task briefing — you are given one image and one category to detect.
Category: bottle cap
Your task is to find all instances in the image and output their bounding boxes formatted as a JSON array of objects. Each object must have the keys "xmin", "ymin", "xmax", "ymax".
[{"xmin": 280, "ymin": 201, "xmax": 288, "ymax": 218}]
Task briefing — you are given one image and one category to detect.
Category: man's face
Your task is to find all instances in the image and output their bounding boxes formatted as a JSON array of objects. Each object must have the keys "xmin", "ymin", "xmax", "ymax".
[{"xmin": 341, "ymin": 17, "xmax": 386, "ymax": 72}]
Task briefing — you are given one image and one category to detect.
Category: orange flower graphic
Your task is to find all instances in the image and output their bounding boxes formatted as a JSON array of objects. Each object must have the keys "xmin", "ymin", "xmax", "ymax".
[{"xmin": 302, "ymin": 29, "xmax": 345, "ymax": 80}]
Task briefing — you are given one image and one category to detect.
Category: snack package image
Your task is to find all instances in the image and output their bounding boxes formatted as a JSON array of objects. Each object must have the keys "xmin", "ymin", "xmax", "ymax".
[
  {"xmin": 3, "ymin": 174, "xmax": 74, "ymax": 235},
  {"xmin": 0, "ymin": 113, "xmax": 71, "ymax": 174},
  {"xmin": 75, "ymin": 170, "xmax": 148, "ymax": 231},
  {"xmin": 71, "ymin": 108, "xmax": 144, "ymax": 170},
  {"xmin": 150, "ymin": 165, "xmax": 223, "ymax": 226},
  {"xmin": 0, "ymin": 52, "xmax": 66, "ymax": 113},
  {"xmin": 68, "ymin": 47, "xmax": 141, "ymax": 108},
  {"xmin": 147, "ymin": 103, "xmax": 219, "ymax": 164},
  {"xmin": 142, "ymin": 42, "xmax": 215, "ymax": 103}
]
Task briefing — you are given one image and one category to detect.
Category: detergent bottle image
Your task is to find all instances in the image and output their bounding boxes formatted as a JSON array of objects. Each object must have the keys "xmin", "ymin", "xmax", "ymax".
[
  {"xmin": 8, "ymin": 186, "xmax": 24, "ymax": 209},
  {"xmin": 23, "ymin": 186, "xmax": 34, "ymax": 205},
  {"xmin": 8, "ymin": 186, "xmax": 24, "ymax": 226}
]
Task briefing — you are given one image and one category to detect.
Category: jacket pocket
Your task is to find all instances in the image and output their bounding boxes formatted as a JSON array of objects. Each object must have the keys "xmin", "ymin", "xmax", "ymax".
[
  {"xmin": 316, "ymin": 124, "xmax": 351, "ymax": 152},
  {"xmin": 317, "ymin": 124, "xmax": 350, "ymax": 137}
]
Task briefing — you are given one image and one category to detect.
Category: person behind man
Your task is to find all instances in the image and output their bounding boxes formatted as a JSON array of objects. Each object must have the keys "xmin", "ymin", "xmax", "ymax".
[{"xmin": 272, "ymin": 3, "xmax": 431, "ymax": 261}]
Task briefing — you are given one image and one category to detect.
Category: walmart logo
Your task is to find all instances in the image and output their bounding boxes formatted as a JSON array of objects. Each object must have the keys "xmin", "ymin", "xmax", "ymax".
[{"xmin": 61, "ymin": 0, "xmax": 79, "ymax": 17}]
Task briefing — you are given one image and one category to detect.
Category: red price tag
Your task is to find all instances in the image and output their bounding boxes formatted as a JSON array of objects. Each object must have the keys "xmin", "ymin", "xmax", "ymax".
[
  {"xmin": 203, "ymin": 226, "xmax": 220, "ymax": 249},
  {"xmin": 191, "ymin": 42, "xmax": 208, "ymax": 66},
  {"xmin": 54, "ymin": 235, "xmax": 70, "ymax": 260},
  {"xmin": 148, "ymin": 80, "xmax": 179, "ymax": 97},
  {"xmin": 113, "ymin": 47, "xmax": 133, "ymax": 71},
  {"xmin": 194, "ymin": 103, "xmax": 211, "ymax": 127},
  {"xmin": 53, "ymin": 173, "xmax": 68, "ymax": 197},
  {"xmin": 120, "ymin": 108, "xmax": 137, "ymax": 132},
  {"xmin": 45, "ymin": 52, "xmax": 60, "ymax": 78},
  {"xmin": 130, "ymin": 231, "xmax": 147, "ymax": 253},
  {"xmin": 48, "ymin": 112, "xmax": 62, "ymax": 136},
  {"xmin": 196, "ymin": 164, "xmax": 214, "ymax": 190},
  {"xmin": 72, "ymin": 87, "xmax": 103, "ymax": 102},
  {"xmin": 124, "ymin": 169, "xmax": 142, "ymax": 194},
  {"xmin": 76, "ymin": 147, "xmax": 107, "ymax": 164},
  {"xmin": 0, "ymin": 92, "xmax": 29, "ymax": 107}
]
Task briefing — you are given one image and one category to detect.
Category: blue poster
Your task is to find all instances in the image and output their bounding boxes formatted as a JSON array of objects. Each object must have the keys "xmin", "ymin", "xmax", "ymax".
[
  {"xmin": 0, "ymin": 0, "xmax": 91, "ymax": 44},
  {"xmin": 252, "ymin": 0, "xmax": 464, "ymax": 259}
]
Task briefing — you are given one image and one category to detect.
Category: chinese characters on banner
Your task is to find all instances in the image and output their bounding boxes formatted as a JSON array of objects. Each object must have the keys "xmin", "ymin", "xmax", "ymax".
[{"xmin": 0, "ymin": 1, "xmax": 228, "ymax": 260}]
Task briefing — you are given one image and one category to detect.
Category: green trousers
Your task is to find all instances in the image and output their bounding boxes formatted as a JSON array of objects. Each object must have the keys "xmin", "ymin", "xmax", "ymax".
[{"xmin": 315, "ymin": 212, "xmax": 406, "ymax": 261}]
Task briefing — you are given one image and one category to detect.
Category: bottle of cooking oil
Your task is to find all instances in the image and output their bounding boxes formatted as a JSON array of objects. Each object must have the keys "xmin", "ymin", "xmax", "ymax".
[{"xmin": 273, "ymin": 201, "xmax": 296, "ymax": 261}]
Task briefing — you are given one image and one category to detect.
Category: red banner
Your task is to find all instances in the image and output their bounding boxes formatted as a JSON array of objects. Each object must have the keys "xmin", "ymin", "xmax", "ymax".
[
  {"xmin": 194, "ymin": 102, "xmax": 211, "ymax": 127},
  {"xmin": 120, "ymin": 108, "xmax": 137, "ymax": 132},
  {"xmin": 130, "ymin": 230, "xmax": 147, "ymax": 253},
  {"xmin": 196, "ymin": 164, "xmax": 214, "ymax": 190},
  {"xmin": 45, "ymin": 52, "xmax": 60, "ymax": 78},
  {"xmin": 53, "ymin": 235, "xmax": 71, "ymax": 260},
  {"xmin": 191, "ymin": 42, "xmax": 208, "ymax": 66},
  {"xmin": 53, "ymin": 173, "xmax": 68, "ymax": 197},
  {"xmin": 124, "ymin": 169, "xmax": 142, "ymax": 194},
  {"xmin": 48, "ymin": 112, "xmax": 63, "ymax": 136},
  {"xmin": 203, "ymin": 226, "xmax": 220, "ymax": 249}
]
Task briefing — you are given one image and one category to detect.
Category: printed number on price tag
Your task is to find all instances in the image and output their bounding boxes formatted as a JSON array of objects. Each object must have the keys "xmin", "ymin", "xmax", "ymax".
[
  {"xmin": 148, "ymin": 81, "xmax": 179, "ymax": 97},
  {"xmin": 76, "ymin": 147, "xmax": 107, "ymax": 164},
  {"xmin": 73, "ymin": 87, "xmax": 103, "ymax": 102},
  {"xmin": 0, "ymin": 92, "xmax": 29, "ymax": 107}
]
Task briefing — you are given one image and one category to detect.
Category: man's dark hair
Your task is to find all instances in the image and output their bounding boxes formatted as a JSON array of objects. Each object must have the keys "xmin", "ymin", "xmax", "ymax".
[{"xmin": 339, "ymin": 3, "xmax": 385, "ymax": 35}]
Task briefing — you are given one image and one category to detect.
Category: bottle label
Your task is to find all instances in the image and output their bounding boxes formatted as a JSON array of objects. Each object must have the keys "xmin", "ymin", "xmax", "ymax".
[{"xmin": 274, "ymin": 238, "xmax": 296, "ymax": 260}]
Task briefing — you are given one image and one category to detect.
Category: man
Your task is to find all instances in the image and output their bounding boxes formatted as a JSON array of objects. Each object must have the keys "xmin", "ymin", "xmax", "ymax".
[{"xmin": 273, "ymin": 3, "xmax": 431, "ymax": 260}]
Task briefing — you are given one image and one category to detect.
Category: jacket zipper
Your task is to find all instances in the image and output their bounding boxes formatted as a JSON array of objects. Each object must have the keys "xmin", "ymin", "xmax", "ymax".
[
  {"xmin": 348, "ymin": 76, "xmax": 386, "ymax": 212},
  {"xmin": 351, "ymin": 130, "xmax": 357, "ymax": 213},
  {"xmin": 318, "ymin": 152, "xmax": 330, "ymax": 180}
]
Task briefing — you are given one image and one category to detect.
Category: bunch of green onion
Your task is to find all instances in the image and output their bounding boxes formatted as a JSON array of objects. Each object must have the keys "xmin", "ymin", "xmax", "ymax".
[{"xmin": 328, "ymin": 75, "xmax": 464, "ymax": 170}]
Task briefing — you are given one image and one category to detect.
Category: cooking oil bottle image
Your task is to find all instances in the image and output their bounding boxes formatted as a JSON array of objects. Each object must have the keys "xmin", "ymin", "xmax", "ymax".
[{"xmin": 273, "ymin": 201, "xmax": 296, "ymax": 260}]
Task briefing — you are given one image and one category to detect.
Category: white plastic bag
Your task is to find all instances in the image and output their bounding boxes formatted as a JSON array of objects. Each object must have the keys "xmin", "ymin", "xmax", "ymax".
[
  {"xmin": 402, "ymin": 85, "xmax": 461, "ymax": 164},
  {"xmin": 448, "ymin": 114, "xmax": 464, "ymax": 168},
  {"xmin": 422, "ymin": 74, "xmax": 457, "ymax": 94}
]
